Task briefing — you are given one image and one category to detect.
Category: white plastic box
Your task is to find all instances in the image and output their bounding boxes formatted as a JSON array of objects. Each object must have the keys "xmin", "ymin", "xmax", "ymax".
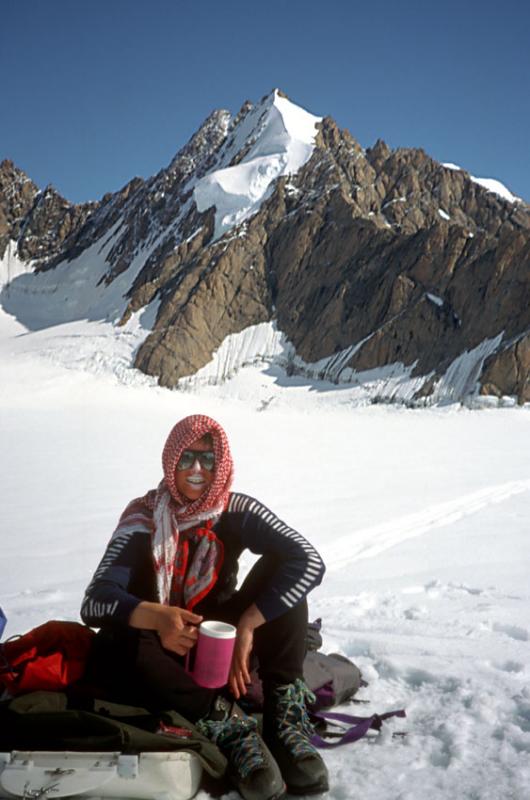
[{"xmin": 0, "ymin": 751, "xmax": 202, "ymax": 800}]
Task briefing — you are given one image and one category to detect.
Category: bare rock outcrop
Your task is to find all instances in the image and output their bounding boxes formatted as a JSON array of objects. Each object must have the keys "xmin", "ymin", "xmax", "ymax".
[
  {"xmin": 0, "ymin": 160, "xmax": 40, "ymax": 258},
  {"xmin": 0, "ymin": 159, "xmax": 96, "ymax": 263},
  {"xmin": 480, "ymin": 334, "xmax": 530, "ymax": 403}
]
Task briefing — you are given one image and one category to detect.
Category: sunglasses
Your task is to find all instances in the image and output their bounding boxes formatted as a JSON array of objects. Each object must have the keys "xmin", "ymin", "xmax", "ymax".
[{"xmin": 176, "ymin": 449, "xmax": 215, "ymax": 471}]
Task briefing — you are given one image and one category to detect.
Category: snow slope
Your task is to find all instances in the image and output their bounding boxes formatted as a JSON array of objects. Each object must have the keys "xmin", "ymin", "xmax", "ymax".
[
  {"xmin": 0, "ymin": 241, "xmax": 34, "ymax": 290},
  {"xmin": 0, "ymin": 219, "xmax": 165, "ymax": 332},
  {"xmin": 1, "ymin": 304, "xmax": 529, "ymax": 799}
]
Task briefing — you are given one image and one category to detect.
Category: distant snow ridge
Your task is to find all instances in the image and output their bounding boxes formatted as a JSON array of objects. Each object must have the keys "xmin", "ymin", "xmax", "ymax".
[
  {"xmin": 194, "ymin": 90, "xmax": 321, "ymax": 240},
  {"xmin": 470, "ymin": 176, "xmax": 521, "ymax": 204},
  {"xmin": 442, "ymin": 163, "xmax": 521, "ymax": 203}
]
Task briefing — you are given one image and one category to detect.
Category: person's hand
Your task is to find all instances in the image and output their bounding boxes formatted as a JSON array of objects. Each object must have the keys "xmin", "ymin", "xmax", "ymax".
[
  {"xmin": 228, "ymin": 604, "xmax": 266, "ymax": 699},
  {"xmin": 229, "ymin": 625, "xmax": 253, "ymax": 699},
  {"xmin": 129, "ymin": 601, "xmax": 202, "ymax": 656},
  {"xmin": 156, "ymin": 606, "xmax": 203, "ymax": 655}
]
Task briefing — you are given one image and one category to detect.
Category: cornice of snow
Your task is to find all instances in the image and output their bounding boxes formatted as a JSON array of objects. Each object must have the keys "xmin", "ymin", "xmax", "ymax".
[
  {"xmin": 193, "ymin": 89, "xmax": 322, "ymax": 239},
  {"xmin": 443, "ymin": 162, "xmax": 522, "ymax": 204},
  {"xmin": 469, "ymin": 176, "xmax": 522, "ymax": 204}
]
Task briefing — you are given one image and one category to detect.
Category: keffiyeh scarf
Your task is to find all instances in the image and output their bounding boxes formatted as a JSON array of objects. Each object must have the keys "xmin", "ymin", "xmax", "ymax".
[{"xmin": 112, "ymin": 414, "xmax": 234, "ymax": 609}]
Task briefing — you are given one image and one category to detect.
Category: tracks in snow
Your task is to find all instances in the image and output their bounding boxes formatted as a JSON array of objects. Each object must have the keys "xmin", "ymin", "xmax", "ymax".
[{"xmin": 322, "ymin": 479, "xmax": 530, "ymax": 572}]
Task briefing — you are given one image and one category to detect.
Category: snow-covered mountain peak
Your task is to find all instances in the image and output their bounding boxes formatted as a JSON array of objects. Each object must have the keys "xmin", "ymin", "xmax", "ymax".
[
  {"xmin": 194, "ymin": 89, "xmax": 321, "ymax": 239},
  {"xmin": 1, "ymin": 91, "xmax": 529, "ymax": 406}
]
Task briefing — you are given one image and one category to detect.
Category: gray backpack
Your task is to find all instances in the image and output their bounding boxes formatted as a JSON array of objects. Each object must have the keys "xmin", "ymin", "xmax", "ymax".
[
  {"xmin": 304, "ymin": 649, "xmax": 363, "ymax": 710},
  {"xmin": 303, "ymin": 619, "xmax": 364, "ymax": 709},
  {"xmin": 303, "ymin": 620, "xmax": 406, "ymax": 748}
]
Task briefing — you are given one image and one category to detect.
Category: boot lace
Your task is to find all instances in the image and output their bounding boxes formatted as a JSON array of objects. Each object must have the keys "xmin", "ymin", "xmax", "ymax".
[
  {"xmin": 198, "ymin": 714, "xmax": 266, "ymax": 779},
  {"xmin": 273, "ymin": 679, "xmax": 318, "ymax": 758}
]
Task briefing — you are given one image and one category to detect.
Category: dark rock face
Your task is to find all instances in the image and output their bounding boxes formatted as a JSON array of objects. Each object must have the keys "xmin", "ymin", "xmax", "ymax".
[
  {"xmin": 480, "ymin": 333, "xmax": 530, "ymax": 403},
  {"xmin": 135, "ymin": 225, "xmax": 272, "ymax": 386},
  {"xmin": 1, "ymin": 95, "xmax": 529, "ymax": 404},
  {"xmin": 134, "ymin": 116, "xmax": 530, "ymax": 402},
  {"xmin": 0, "ymin": 160, "xmax": 40, "ymax": 259}
]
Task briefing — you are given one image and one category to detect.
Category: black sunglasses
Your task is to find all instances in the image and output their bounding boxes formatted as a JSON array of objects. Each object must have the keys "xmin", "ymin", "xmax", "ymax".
[{"xmin": 176, "ymin": 449, "xmax": 215, "ymax": 471}]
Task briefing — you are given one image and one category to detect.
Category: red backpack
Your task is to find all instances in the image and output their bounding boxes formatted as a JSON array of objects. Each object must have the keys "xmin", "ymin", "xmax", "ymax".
[{"xmin": 0, "ymin": 620, "xmax": 94, "ymax": 696}]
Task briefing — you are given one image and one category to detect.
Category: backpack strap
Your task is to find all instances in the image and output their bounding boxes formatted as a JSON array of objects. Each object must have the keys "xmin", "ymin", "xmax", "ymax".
[{"xmin": 310, "ymin": 708, "xmax": 406, "ymax": 748}]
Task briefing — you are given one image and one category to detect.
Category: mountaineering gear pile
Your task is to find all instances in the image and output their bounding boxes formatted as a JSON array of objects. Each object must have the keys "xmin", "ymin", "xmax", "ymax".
[
  {"xmin": 0, "ymin": 691, "xmax": 226, "ymax": 779},
  {"xmin": 197, "ymin": 697, "xmax": 285, "ymax": 800},
  {"xmin": 264, "ymin": 680, "xmax": 329, "ymax": 795}
]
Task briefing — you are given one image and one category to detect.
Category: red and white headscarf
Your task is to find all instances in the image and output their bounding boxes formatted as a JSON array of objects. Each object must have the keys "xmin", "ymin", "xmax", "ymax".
[{"xmin": 113, "ymin": 414, "xmax": 234, "ymax": 608}]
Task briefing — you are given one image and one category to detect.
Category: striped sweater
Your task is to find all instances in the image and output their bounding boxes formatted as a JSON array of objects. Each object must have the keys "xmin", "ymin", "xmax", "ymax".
[{"xmin": 81, "ymin": 492, "xmax": 325, "ymax": 627}]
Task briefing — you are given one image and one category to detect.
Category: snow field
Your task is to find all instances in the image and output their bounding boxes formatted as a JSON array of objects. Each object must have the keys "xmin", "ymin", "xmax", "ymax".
[{"xmin": 1, "ymin": 334, "xmax": 530, "ymax": 798}]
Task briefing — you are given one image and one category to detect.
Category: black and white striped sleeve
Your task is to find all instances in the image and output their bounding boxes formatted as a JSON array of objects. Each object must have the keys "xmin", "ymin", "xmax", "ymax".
[
  {"xmin": 227, "ymin": 493, "xmax": 325, "ymax": 621},
  {"xmin": 80, "ymin": 532, "xmax": 147, "ymax": 627}
]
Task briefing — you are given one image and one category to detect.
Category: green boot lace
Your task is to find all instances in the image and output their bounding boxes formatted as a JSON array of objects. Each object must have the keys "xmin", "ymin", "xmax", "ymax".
[
  {"xmin": 197, "ymin": 714, "xmax": 268, "ymax": 778},
  {"xmin": 270, "ymin": 679, "xmax": 318, "ymax": 758}
]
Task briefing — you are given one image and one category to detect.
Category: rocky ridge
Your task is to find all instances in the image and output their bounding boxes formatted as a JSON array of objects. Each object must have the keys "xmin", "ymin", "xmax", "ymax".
[
  {"xmin": 0, "ymin": 160, "xmax": 97, "ymax": 264},
  {"xmin": 1, "ymin": 90, "xmax": 529, "ymax": 404}
]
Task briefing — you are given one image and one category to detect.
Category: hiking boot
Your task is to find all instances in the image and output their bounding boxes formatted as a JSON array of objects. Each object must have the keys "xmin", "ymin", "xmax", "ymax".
[
  {"xmin": 197, "ymin": 698, "xmax": 285, "ymax": 800},
  {"xmin": 263, "ymin": 679, "xmax": 329, "ymax": 795}
]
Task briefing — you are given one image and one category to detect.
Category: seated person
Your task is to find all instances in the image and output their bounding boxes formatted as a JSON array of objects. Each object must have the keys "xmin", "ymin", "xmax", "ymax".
[{"xmin": 82, "ymin": 414, "xmax": 327, "ymax": 800}]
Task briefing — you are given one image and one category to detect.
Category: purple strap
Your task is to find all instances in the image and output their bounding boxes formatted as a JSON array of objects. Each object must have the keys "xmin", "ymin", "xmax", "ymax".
[{"xmin": 310, "ymin": 709, "xmax": 406, "ymax": 748}]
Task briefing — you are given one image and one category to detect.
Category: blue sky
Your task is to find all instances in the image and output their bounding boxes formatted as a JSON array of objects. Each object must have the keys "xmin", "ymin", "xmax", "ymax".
[{"xmin": 2, "ymin": 0, "xmax": 529, "ymax": 203}]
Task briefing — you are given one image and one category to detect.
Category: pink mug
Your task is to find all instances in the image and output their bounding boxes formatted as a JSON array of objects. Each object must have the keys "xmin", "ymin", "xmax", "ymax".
[{"xmin": 190, "ymin": 620, "xmax": 237, "ymax": 689}]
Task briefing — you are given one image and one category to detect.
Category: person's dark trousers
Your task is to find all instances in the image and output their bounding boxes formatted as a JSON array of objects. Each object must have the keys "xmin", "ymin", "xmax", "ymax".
[{"xmin": 85, "ymin": 555, "xmax": 308, "ymax": 722}]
